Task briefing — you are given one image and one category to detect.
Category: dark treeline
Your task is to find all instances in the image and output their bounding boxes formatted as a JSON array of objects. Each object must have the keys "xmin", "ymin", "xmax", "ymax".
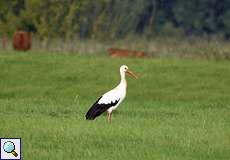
[{"xmin": 0, "ymin": 0, "xmax": 230, "ymax": 40}]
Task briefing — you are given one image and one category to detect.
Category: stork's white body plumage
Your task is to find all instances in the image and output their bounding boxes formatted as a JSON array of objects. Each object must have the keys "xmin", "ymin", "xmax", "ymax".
[
  {"xmin": 99, "ymin": 77, "xmax": 127, "ymax": 113},
  {"xmin": 85, "ymin": 65, "xmax": 137, "ymax": 122}
]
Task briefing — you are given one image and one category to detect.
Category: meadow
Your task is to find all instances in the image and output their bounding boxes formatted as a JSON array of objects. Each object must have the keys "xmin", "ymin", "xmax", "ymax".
[{"xmin": 0, "ymin": 51, "xmax": 230, "ymax": 160}]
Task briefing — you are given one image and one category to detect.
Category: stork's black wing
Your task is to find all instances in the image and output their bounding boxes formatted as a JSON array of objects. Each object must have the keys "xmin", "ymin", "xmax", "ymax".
[{"xmin": 85, "ymin": 96, "xmax": 119, "ymax": 120}]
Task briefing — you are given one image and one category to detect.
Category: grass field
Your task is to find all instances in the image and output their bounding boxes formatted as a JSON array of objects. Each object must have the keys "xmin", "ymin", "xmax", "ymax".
[{"xmin": 0, "ymin": 52, "xmax": 230, "ymax": 160}]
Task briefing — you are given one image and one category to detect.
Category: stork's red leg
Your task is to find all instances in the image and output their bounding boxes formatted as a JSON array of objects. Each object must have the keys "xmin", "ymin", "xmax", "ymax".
[{"xmin": 107, "ymin": 112, "xmax": 112, "ymax": 123}]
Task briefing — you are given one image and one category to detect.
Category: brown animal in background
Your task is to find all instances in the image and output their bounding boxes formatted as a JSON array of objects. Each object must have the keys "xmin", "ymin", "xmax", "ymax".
[
  {"xmin": 108, "ymin": 48, "xmax": 146, "ymax": 58},
  {"xmin": 13, "ymin": 31, "xmax": 31, "ymax": 51}
]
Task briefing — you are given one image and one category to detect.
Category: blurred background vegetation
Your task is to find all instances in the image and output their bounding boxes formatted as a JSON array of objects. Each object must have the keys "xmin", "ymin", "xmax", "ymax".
[{"xmin": 0, "ymin": 0, "xmax": 230, "ymax": 59}]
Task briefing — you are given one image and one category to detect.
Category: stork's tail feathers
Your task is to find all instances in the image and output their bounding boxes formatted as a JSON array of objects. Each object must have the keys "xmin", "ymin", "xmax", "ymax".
[
  {"xmin": 85, "ymin": 103, "xmax": 108, "ymax": 120},
  {"xmin": 85, "ymin": 96, "xmax": 104, "ymax": 120},
  {"xmin": 85, "ymin": 105, "xmax": 101, "ymax": 120},
  {"xmin": 85, "ymin": 96, "xmax": 120, "ymax": 120},
  {"xmin": 85, "ymin": 110, "xmax": 95, "ymax": 120}
]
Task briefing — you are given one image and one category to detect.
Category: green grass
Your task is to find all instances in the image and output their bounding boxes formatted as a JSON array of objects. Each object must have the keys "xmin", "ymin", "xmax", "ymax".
[{"xmin": 0, "ymin": 51, "xmax": 230, "ymax": 160}]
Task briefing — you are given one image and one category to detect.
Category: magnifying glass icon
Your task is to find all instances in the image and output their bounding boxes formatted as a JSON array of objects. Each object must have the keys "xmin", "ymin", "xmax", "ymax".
[{"xmin": 3, "ymin": 141, "xmax": 18, "ymax": 157}]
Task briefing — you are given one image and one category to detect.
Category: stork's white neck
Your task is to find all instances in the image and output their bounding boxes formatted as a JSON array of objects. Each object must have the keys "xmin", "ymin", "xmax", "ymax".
[{"xmin": 119, "ymin": 70, "xmax": 127, "ymax": 88}]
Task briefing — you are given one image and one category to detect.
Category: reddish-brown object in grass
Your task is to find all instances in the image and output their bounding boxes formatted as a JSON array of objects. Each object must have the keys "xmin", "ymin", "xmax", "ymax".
[
  {"xmin": 13, "ymin": 31, "xmax": 31, "ymax": 51},
  {"xmin": 108, "ymin": 48, "xmax": 146, "ymax": 58}
]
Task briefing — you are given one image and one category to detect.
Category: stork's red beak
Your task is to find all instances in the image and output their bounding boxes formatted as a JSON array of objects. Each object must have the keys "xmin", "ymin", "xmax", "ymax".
[{"xmin": 126, "ymin": 69, "xmax": 138, "ymax": 79}]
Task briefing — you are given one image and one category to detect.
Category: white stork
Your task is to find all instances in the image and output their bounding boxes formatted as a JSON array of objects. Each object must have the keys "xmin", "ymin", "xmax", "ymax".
[{"xmin": 85, "ymin": 65, "xmax": 138, "ymax": 122}]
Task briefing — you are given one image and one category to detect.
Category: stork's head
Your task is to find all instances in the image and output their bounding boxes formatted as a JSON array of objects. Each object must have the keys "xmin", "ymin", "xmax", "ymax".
[{"xmin": 120, "ymin": 65, "xmax": 138, "ymax": 79}]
